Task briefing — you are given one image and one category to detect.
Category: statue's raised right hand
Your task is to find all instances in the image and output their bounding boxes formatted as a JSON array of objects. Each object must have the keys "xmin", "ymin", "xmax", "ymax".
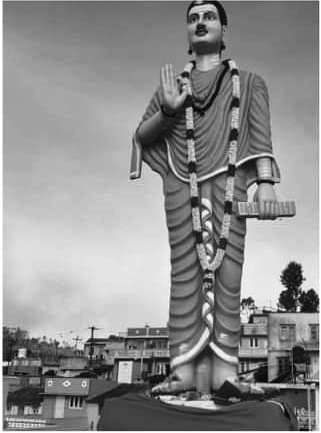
[{"xmin": 160, "ymin": 64, "xmax": 188, "ymax": 116}]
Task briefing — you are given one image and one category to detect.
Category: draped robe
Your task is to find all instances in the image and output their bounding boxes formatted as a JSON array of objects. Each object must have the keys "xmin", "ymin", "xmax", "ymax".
[{"xmin": 130, "ymin": 65, "xmax": 280, "ymax": 366}]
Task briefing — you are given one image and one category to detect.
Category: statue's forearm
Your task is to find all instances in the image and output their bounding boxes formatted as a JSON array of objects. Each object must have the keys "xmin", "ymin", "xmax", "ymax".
[
  {"xmin": 137, "ymin": 109, "xmax": 176, "ymax": 147},
  {"xmin": 256, "ymin": 157, "xmax": 274, "ymax": 183}
]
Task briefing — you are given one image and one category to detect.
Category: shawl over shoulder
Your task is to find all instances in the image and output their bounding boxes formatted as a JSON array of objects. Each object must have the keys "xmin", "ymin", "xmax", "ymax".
[{"xmin": 130, "ymin": 67, "xmax": 280, "ymax": 186}]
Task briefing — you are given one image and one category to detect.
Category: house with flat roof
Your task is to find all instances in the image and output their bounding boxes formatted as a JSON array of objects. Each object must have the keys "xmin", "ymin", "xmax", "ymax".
[
  {"xmin": 267, "ymin": 312, "xmax": 319, "ymax": 383},
  {"xmin": 42, "ymin": 376, "xmax": 118, "ymax": 430},
  {"xmin": 113, "ymin": 325, "xmax": 170, "ymax": 383},
  {"xmin": 239, "ymin": 312, "xmax": 268, "ymax": 379}
]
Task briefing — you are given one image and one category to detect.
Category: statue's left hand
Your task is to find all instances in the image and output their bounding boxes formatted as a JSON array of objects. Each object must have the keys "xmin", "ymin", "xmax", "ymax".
[{"xmin": 253, "ymin": 183, "xmax": 278, "ymax": 220}]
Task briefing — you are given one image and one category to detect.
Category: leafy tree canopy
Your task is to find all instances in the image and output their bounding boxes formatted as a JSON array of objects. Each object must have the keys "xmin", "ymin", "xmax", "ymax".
[
  {"xmin": 299, "ymin": 288, "xmax": 319, "ymax": 312},
  {"xmin": 278, "ymin": 261, "xmax": 319, "ymax": 312}
]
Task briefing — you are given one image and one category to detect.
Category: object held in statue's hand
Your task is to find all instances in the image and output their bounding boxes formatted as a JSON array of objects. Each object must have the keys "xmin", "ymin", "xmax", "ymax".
[{"xmin": 235, "ymin": 201, "xmax": 296, "ymax": 219}]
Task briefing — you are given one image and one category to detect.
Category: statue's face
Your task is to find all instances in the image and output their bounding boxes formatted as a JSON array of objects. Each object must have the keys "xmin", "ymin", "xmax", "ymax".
[{"xmin": 187, "ymin": 4, "xmax": 225, "ymax": 54}]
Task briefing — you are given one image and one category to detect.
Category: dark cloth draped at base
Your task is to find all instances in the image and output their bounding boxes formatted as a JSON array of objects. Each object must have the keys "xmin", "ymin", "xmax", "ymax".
[{"xmin": 97, "ymin": 393, "xmax": 298, "ymax": 431}]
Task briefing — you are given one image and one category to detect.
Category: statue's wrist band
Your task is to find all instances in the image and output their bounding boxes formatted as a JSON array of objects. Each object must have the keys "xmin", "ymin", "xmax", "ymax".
[
  {"xmin": 257, "ymin": 179, "xmax": 275, "ymax": 185},
  {"xmin": 161, "ymin": 105, "xmax": 177, "ymax": 118},
  {"xmin": 256, "ymin": 158, "xmax": 273, "ymax": 177}
]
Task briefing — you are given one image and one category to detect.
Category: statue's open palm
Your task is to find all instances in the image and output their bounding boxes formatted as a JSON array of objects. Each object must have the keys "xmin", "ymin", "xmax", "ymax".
[{"xmin": 161, "ymin": 64, "xmax": 188, "ymax": 114}]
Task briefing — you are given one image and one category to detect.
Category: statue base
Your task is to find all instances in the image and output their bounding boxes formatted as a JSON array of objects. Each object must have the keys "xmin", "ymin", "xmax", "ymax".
[{"xmin": 97, "ymin": 391, "xmax": 298, "ymax": 431}]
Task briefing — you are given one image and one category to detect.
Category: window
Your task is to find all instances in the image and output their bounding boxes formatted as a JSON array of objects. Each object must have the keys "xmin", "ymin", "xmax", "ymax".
[
  {"xmin": 68, "ymin": 396, "xmax": 84, "ymax": 409},
  {"xmin": 24, "ymin": 405, "xmax": 42, "ymax": 415},
  {"xmin": 277, "ymin": 356, "xmax": 290, "ymax": 375},
  {"xmin": 9, "ymin": 405, "xmax": 18, "ymax": 415},
  {"xmin": 24, "ymin": 406, "xmax": 34, "ymax": 415},
  {"xmin": 279, "ymin": 324, "xmax": 296, "ymax": 341},
  {"xmin": 146, "ymin": 341, "xmax": 156, "ymax": 349},
  {"xmin": 240, "ymin": 361, "xmax": 250, "ymax": 373},
  {"xmin": 250, "ymin": 337, "xmax": 258, "ymax": 348},
  {"xmin": 310, "ymin": 324, "xmax": 319, "ymax": 342},
  {"xmin": 156, "ymin": 362, "xmax": 167, "ymax": 375}
]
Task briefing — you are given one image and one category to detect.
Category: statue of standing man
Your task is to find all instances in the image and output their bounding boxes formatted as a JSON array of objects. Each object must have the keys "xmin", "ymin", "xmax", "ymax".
[{"xmin": 130, "ymin": 0, "xmax": 281, "ymax": 395}]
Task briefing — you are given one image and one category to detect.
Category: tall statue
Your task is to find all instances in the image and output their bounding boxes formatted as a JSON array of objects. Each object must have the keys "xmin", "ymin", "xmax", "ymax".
[{"xmin": 130, "ymin": 0, "xmax": 288, "ymax": 395}]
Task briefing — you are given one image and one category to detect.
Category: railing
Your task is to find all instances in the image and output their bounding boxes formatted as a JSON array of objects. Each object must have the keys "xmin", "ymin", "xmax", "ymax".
[
  {"xmin": 302, "ymin": 341, "xmax": 319, "ymax": 351},
  {"xmin": 114, "ymin": 349, "xmax": 170, "ymax": 359},
  {"xmin": 11, "ymin": 360, "xmax": 42, "ymax": 367},
  {"xmin": 239, "ymin": 347, "xmax": 268, "ymax": 358},
  {"xmin": 274, "ymin": 340, "xmax": 319, "ymax": 351},
  {"xmin": 4, "ymin": 417, "xmax": 51, "ymax": 430},
  {"xmin": 242, "ymin": 324, "xmax": 267, "ymax": 335}
]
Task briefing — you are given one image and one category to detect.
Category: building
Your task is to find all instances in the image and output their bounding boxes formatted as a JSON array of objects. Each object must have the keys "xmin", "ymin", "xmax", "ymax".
[
  {"xmin": 3, "ymin": 376, "xmax": 25, "ymax": 416},
  {"xmin": 239, "ymin": 312, "xmax": 268, "ymax": 377},
  {"xmin": 58, "ymin": 356, "xmax": 88, "ymax": 377},
  {"xmin": 42, "ymin": 359, "xmax": 60, "ymax": 376},
  {"xmin": 113, "ymin": 326, "xmax": 170, "ymax": 383},
  {"xmin": 83, "ymin": 336, "xmax": 125, "ymax": 379},
  {"xmin": 7, "ymin": 358, "xmax": 42, "ymax": 377},
  {"xmin": 267, "ymin": 312, "xmax": 319, "ymax": 383},
  {"xmin": 42, "ymin": 377, "xmax": 118, "ymax": 430},
  {"xmin": 5, "ymin": 385, "xmax": 43, "ymax": 417},
  {"xmin": 84, "ymin": 336, "xmax": 124, "ymax": 363}
]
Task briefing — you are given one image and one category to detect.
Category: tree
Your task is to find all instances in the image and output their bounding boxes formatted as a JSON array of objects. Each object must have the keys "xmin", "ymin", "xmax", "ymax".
[
  {"xmin": 278, "ymin": 289, "xmax": 297, "ymax": 312},
  {"xmin": 240, "ymin": 297, "xmax": 257, "ymax": 322},
  {"xmin": 241, "ymin": 296, "xmax": 256, "ymax": 309},
  {"xmin": 299, "ymin": 289, "xmax": 319, "ymax": 312},
  {"xmin": 278, "ymin": 261, "xmax": 305, "ymax": 312},
  {"xmin": 3, "ymin": 327, "xmax": 15, "ymax": 361},
  {"xmin": 3, "ymin": 327, "xmax": 29, "ymax": 361}
]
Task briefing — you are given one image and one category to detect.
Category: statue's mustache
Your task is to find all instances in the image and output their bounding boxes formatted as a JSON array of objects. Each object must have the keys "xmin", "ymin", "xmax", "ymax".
[{"xmin": 195, "ymin": 24, "xmax": 208, "ymax": 34}]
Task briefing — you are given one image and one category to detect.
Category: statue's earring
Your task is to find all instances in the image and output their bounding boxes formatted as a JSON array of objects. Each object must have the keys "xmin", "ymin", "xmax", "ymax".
[{"xmin": 188, "ymin": 44, "xmax": 193, "ymax": 55}]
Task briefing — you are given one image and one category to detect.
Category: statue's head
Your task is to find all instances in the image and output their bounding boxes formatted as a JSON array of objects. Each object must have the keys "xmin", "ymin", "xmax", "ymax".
[{"xmin": 186, "ymin": 0, "xmax": 227, "ymax": 55}]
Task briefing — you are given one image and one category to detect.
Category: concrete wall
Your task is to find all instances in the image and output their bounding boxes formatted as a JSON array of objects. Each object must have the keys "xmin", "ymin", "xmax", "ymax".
[
  {"xmin": 125, "ymin": 338, "xmax": 168, "ymax": 351},
  {"xmin": 42, "ymin": 395, "xmax": 56, "ymax": 419},
  {"xmin": 42, "ymin": 366, "xmax": 59, "ymax": 375},
  {"xmin": 63, "ymin": 396, "xmax": 87, "ymax": 418},
  {"xmin": 84, "ymin": 344, "xmax": 105, "ymax": 359},
  {"xmin": 87, "ymin": 403, "xmax": 99, "ymax": 430},
  {"xmin": 42, "ymin": 395, "xmax": 89, "ymax": 420},
  {"xmin": 268, "ymin": 349, "xmax": 289, "ymax": 381},
  {"xmin": 7, "ymin": 365, "xmax": 41, "ymax": 376},
  {"xmin": 268, "ymin": 313, "xmax": 319, "ymax": 382},
  {"xmin": 59, "ymin": 357, "xmax": 87, "ymax": 371},
  {"xmin": 132, "ymin": 360, "xmax": 144, "ymax": 382},
  {"xmin": 268, "ymin": 313, "xmax": 319, "ymax": 351},
  {"xmin": 240, "ymin": 336, "xmax": 267, "ymax": 349}
]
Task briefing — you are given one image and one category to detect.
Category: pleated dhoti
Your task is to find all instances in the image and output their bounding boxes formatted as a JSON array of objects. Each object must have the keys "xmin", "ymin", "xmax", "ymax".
[{"xmin": 164, "ymin": 167, "xmax": 248, "ymax": 370}]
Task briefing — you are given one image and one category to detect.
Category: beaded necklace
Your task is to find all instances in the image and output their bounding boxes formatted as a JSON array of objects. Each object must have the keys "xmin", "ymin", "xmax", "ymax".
[{"xmin": 170, "ymin": 59, "xmax": 240, "ymax": 370}]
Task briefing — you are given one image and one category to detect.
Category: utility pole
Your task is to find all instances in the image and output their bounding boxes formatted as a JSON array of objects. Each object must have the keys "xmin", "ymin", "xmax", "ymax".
[
  {"xmin": 54, "ymin": 340, "xmax": 59, "ymax": 361},
  {"xmin": 72, "ymin": 336, "xmax": 82, "ymax": 352},
  {"xmin": 88, "ymin": 326, "xmax": 101, "ymax": 368}
]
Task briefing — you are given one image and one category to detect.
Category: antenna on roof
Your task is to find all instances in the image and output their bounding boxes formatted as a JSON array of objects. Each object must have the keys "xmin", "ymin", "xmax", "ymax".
[{"xmin": 88, "ymin": 326, "xmax": 102, "ymax": 368}]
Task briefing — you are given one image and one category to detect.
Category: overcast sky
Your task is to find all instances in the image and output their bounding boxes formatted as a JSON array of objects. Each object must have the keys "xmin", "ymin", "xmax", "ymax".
[{"xmin": 3, "ymin": 1, "xmax": 318, "ymax": 346}]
